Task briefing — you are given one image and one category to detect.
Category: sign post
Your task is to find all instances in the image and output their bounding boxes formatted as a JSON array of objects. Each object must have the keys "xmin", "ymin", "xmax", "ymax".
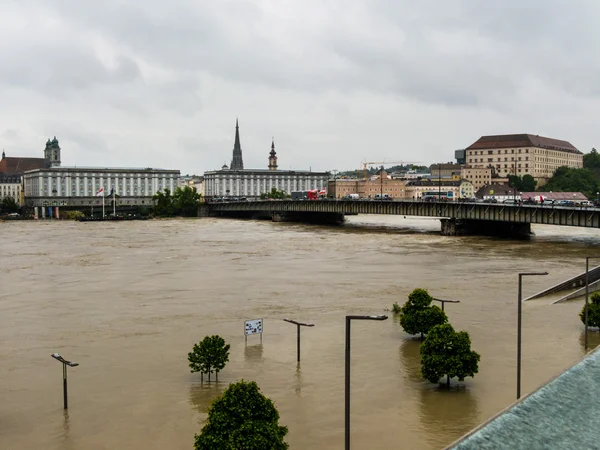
[
  {"xmin": 244, "ymin": 318, "xmax": 263, "ymax": 344},
  {"xmin": 283, "ymin": 318, "xmax": 315, "ymax": 362}
]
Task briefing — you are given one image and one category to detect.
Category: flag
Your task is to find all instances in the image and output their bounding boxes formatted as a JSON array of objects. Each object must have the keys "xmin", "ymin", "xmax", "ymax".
[{"xmin": 96, "ymin": 187, "xmax": 104, "ymax": 197}]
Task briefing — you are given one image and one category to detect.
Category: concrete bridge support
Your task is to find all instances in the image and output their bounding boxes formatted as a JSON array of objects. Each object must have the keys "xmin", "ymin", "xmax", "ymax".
[{"xmin": 441, "ymin": 219, "xmax": 531, "ymax": 239}]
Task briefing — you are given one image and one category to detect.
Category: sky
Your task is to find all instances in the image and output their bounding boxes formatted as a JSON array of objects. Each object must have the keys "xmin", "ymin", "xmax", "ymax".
[{"xmin": 1, "ymin": 1, "xmax": 598, "ymax": 175}]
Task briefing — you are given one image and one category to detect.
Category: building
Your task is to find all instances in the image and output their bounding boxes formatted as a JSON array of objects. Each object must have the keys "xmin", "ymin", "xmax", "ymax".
[
  {"xmin": 455, "ymin": 149, "xmax": 466, "ymax": 165},
  {"xmin": 465, "ymin": 134, "xmax": 583, "ymax": 185},
  {"xmin": 460, "ymin": 167, "xmax": 492, "ymax": 191},
  {"xmin": 475, "ymin": 184, "xmax": 518, "ymax": 201},
  {"xmin": 327, "ymin": 171, "xmax": 407, "ymax": 198},
  {"xmin": 204, "ymin": 120, "xmax": 329, "ymax": 198},
  {"xmin": 520, "ymin": 191, "xmax": 588, "ymax": 202},
  {"xmin": 429, "ymin": 163, "xmax": 463, "ymax": 178},
  {"xmin": 24, "ymin": 167, "xmax": 180, "ymax": 209},
  {"xmin": 179, "ymin": 175, "xmax": 204, "ymax": 196},
  {"xmin": 0, "ymin": 174, "xmax": 23, "ymax": 205},
  {"xmin": 405, "ymin": 180, "xmax": 463, "ymax": 200}
]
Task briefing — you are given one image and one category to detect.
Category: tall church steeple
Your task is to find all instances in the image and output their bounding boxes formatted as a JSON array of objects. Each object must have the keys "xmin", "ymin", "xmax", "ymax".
[
  {"xmin": 268, "ymin": 138, "xmax": 278, "ymax": 171},
  {"xmin": 230, "ymin": 119, "xmax": 244, "ymax": 170}
]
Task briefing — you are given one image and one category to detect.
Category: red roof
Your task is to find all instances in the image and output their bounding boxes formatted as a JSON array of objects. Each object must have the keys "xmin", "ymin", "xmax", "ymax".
[
  {"xmin": 0, "ymin": 157, "xmax": 48, "ymax": 174},
  {"xmin": 466, "ymin": 134, "xmax": 580, "ymax": 154},
  {"xmin": 521, "ymin": 192, "xmax": 588, "ymax": 201}
]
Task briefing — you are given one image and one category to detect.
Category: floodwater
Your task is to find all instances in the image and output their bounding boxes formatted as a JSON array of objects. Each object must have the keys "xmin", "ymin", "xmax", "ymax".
[{"xmin": 1, "ymin": 216, "xmax": 599, "ymax": 450}]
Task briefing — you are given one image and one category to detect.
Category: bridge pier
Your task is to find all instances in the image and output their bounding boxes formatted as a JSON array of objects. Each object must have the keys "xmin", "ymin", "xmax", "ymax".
[{"xmin": 440, "ymin": 219, "xmax": 531, "ymax": 239}]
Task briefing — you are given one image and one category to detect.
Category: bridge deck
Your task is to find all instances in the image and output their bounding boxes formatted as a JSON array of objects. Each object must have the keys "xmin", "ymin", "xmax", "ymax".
[{"xmin": 208, "ymin": 200, "xmax": 600, "ymax": 228}]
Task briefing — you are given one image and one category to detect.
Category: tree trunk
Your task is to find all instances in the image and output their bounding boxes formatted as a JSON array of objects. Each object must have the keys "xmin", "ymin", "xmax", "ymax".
[
  {"xmin": 446, "ymin": 375, "xmax": 450, "ymax": 388},
  {"xmin": 420, "ymin": 332, "xmax": 424, "ymax": 340}
]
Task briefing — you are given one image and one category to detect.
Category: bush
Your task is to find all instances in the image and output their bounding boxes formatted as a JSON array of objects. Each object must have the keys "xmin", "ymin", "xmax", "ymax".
[
  {"xmin": 399, "ymin": 288, "xmax": 448, "ymax": 338},
  {"xmin": 392, "ymin": 302, "xmax": 401, "ymax": 314},
  {"xmin": 420, "ymin": 323, "xmax": 480, "ymax": 387},
  {"xmin": 194, "ymin": 380, "xmax": 288, "ymax": 450},
  {"xmin": 188, "ymin": 335, "xmax": 230, "ymax": 381},
  {"xmin": 65, "ymin": 210, "xmax": 85, "ymax": 220},
  {"xmin": 580, "ymin": 292, "xmax": 600, "ymax": 328}
]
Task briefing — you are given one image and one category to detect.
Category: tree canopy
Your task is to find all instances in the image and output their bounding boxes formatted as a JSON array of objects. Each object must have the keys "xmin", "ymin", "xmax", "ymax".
[
  {"xmin": 584, "ymin": 148, "xmax": 600, "ymax": 170},
  {"xmin": 260, "ymin": 188, "xmax": 289, "ymax": 199},
  {"xmin": 508, "ymin": 174, "xmax": 537, "ymax": 192},
  {"xmin": 194, "ymin": 380, "xmax": 289, "ymax": 450},
  {"xmin": 152, "ymin": 186, "xmax": 201, "ymax": 217},
  {"xmin": 420, "ymin": 323, "xmax": 480, "ymax": 387},
  {"xmin": 0, "ymin": 196, "xmax": 19, "ymax": 213},
  {"xmin": 188, "ymin": 335, "xmax": 230, "ymax": 381},
  {"xmin": 541, "ymin": 167, "xmax": 599, "ymax": 199},
  {"xmin": 580, "ymin": 292, "xmax": 600, "ymax": 328},
  {"xmin": 399, "ymin": 288, "xmax": 448, "ymax": 338}
]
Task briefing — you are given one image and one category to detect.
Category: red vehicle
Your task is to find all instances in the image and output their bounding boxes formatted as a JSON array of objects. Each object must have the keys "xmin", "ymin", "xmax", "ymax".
[{"xmin": 307, "ymin": 190, "xmax": 319, "ymax": 200}]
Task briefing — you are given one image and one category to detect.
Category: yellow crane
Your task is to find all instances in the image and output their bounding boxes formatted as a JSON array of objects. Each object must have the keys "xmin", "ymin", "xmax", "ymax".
[{"xmin": 361, "ymin": 161, "xmax": 421, "ymax": 179}]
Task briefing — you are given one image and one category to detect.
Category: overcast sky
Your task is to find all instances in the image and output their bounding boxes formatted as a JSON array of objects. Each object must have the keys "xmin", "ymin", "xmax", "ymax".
[{"xmin": 1, "ymin": 1, "xmax": 598, "ymax": 174}]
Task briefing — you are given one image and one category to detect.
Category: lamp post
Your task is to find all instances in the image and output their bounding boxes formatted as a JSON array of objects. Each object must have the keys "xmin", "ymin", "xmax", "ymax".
[
  {"xmin": 345, "ymin": 314, "xmax": 388, "ymax": 450},
  {"xmin": 584, "ymin": 256, "xmax": 600, "ymax": 351},
  {"xmin": 51, "ymin": 353, "xmax": 79, "ymax": 409},
  {"xmin": 283, "ymin": 318, "xmax": 315, "ymax": 362},
  {"xmin": 517, "ymin": 272, "xmax": 548, "ymax": 399},
  {"xmin": 432, "ymin": 298, "xmax": 460, "ymax": 313}
]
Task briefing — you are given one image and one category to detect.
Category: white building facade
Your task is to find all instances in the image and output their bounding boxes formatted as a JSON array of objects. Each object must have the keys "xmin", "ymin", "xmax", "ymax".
[
  {"xmin": 0, "ymin": 176, "xmax": 22, "ymax": 205},
  {"xmin": 204, "ymin": 169, "xmax": 329, "ymax": 198},
  {"xmin": 23, "ymin": 167, "xmax": 180, "ymax": 207}
]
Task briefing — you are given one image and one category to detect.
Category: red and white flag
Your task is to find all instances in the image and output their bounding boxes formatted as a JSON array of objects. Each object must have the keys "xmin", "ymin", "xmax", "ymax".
[{"xmin": 96, "ymin": 187, "xmax": 104, "ymax": 197}]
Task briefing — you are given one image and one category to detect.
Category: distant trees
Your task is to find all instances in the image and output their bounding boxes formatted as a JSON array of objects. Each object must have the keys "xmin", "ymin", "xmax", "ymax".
[
  {"xmin": 580, "ymin": 292, "xmax": 600, "ymax": 328},
  {"xmin": 508, "ymin": 174, "xmax": 537, "ymax": 192},
  {"xmin": 188, "ymin": 335, "xmax": 230, "ymax": 381},
  {"xmin": 152, "ymin": 186, "xmax": 201, "ymax": 217},
  {"xmin": 542, "ymin": 167, "xmax": 599, "ymax": 199},
  {"xmin": 194, "ymin": 380, "xmax": 289, "ymax": 450},
  {"xmin": 583, "ymin": 148, "xmax": 600, "ymax": 170},
  {"xmin": 399, "ymin": 288, "xmax": 448, "ymax": 339},
  {"xmin": 420, "ymin": 323, "xmax": 480, "ymax": 387},
  {"xmin": 260, "ymin": 188, "xmax": 289, "ymax": 200},
  {"xmin": 0, "ymin": 197, "xmax": 19, "ymax": 213}
]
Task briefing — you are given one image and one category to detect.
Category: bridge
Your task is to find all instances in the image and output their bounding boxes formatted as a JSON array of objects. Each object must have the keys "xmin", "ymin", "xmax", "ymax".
[{"xmin": 202, "ymin": 200, "xmax": 600, "ymax": 237}]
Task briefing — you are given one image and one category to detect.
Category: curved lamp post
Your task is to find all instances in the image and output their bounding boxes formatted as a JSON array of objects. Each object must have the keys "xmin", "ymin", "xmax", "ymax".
[
  {"xmin": 345, "ymin": 315, "xmax": 388, "ymax": 450},
  {"xmin": 51, "ymin": 353, "xmax": 79, "ymax": 409},
  {"xmin": 283, "ymin": 318, "xmax": 315, "ymax": 362},
  {"xmin": 517, "ymin": 272, "xmax": 548, "ymax": 399}
]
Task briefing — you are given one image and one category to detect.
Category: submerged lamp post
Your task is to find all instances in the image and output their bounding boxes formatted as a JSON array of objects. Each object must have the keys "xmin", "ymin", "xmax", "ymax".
[
  {"xmin": 345, "ymin": 314, "xmax": 388, "ymax": 450},
  {"xmin": 51, "ymin": 353, "xmax": 79, "ymax": 409},
  {"xmin": 517, "ymin": 272, "xmax": 548, "ymax": 399},
  {"xmin": 432, "ymin": 298, "xmax": 460, "ymax": 312},
  {"xmin": 283, "ymin": 318, "xmax": 315, "ymax": 362}
]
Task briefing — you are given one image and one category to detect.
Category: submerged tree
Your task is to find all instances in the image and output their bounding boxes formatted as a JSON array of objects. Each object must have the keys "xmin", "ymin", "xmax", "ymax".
[
  {"xmin": 173, "ymin": 185, "xmax": 201, "ymax": 216},
  {"xmin": 188, "ymin": 335, "xmax": 230, "ymax": 381},
  {"xmin": 580, "ymin": 292, "xmax": 600, "ymax": 328},
  {"xmin": 420, "ymin": 323, "xmax": 480, "ymax": 387},
  {"xmin": 152, "ymin": 188, "xmax": 175, "ymax": 217},
  {"xmin": 399, "ymin": 288, "xmax": 448, "ymax": 338},
  {"xmin": 194, "ymin": 380, "xmax": 289, "ymax": 450}
]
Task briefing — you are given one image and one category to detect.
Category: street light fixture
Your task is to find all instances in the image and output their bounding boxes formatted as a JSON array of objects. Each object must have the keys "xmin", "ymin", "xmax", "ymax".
[
  {"xmin": 51, "ymin": 353, "xmax": 79, "ymax": 409},
  {"xmin": 584, "ymin": 257, "xmax": 600, "ymax": 351},
  {"xmin": 517, "ymin": 272, "xmax": 548, "ymax": 399},
  {"xmin": 345, "ymin": 315, "xmax": 388, "ymax": 450},
  {"xmin": 432, "ymin": 298, "xmax": 460, "ymax": 313},
  {"xmin": 283, "ymin": 318, "xmax": 315, "ymax": 362}
]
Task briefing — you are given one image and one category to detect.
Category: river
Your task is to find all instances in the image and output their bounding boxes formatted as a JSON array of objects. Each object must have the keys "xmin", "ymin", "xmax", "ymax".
[{"xmin": 1, "ymin": 216, "xmax": 599, "ymax": 449}]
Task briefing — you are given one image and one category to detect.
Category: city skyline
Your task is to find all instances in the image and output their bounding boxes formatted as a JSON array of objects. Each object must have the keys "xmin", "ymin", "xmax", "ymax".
[{"xmin": 1, "ymin": 1, "xmax": 599, "ymax": 174}]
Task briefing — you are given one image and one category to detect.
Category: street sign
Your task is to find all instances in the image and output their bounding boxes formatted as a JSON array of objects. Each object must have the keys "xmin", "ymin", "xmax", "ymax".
[{"xmin": 245, "ymin": 319, "xmax": 263, "ymax": 336}]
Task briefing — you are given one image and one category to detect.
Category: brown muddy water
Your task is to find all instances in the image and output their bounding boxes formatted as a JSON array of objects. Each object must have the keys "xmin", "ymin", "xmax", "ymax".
[{"xmin": 1, "ymin": 216, "xmax": 599, "ymax": 449}]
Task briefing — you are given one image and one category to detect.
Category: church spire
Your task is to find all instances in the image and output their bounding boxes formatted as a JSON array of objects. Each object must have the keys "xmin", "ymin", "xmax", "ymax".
[
  {"xmin": 268, "ymin": 137, "xmax": 278, "ymax": 171},
  {"xmin": 230, "ymin": 118, "xmax": 244, "ymax": 170}
]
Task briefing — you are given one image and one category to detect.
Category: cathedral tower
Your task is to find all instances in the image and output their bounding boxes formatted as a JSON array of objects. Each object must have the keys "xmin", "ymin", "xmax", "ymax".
[
  {"xmin": 230, "ymin": 119, "xmax": 244, "ymax": 170},
  {"xmin": 44, "ymin": 136, "xmax": 61, "ymax": 167},
  {"xmin": 268, "ymin": 138, "xmax": 278, "ymax": 171}
]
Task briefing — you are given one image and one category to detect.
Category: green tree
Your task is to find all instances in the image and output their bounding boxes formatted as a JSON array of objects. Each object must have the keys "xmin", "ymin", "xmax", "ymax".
[
  {"xmin": 260, "ymin": 188, "xmax": 289, "ymax": 199},
  {"xmin": 188, "ymin": 335, "xmax": 231, "ymax": 381},
  {"xmin": 0, "ymin": 196, "xmax": 19, "ymax": 213},
  {"xmin": 584, "ymin": 148, "xmax": 600, "ymax": 170},
  {"xmin": 194, "ymin": 380, "xmax": 289, "ymax": 450},
  {"xmin": 152, "ymin": 188, "xmax": 175, "ymax": 217},
  {"xmin": 420, "ymin": 323, "xmax": 480, "ymax": 387},
  {"xmin": 541, "ymin": 167, "xmax": 599, "ymax": 199},
  {"xmin": 173, "ymin": 185, "xmax": 201, "ymax": 216},
  {"xmin": 579, "ymin": 292, "xmax": 600, "ymax": 328},
  {"xmin": 399, "ymin": 288, "xmax": 448, "ymax": 339},
  {"xmin": 507, "ymin": 174, "xmax": 537, "ymax": 192}
]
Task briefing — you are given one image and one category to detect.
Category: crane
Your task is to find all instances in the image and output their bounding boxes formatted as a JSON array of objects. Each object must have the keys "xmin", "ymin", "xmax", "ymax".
[{"xmin": 361, "ymin": 161, "xmax": 421, "ymax": 180}]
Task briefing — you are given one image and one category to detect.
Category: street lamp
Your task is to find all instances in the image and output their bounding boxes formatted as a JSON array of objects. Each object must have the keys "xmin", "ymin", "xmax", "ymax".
[
  {"xmin": 432, "ymin": 298, "xmax": 460, "ymax": 313},
  {"xmin": 283, "ymin": 318, "xmax": 315, "ymax": 362},
  {"xmin": 517, "ymin": 272, "xmax": 548, "ymax": 399},
  {"xmin": 584, "ymin": 257, "xmax": 600, "ymax": 351},
  {"xmin": 345, "ymin": 315, "xmax": 388, "ymax": 450},
  {"xmin": 51, "ymin": 353, "xmax": 79, "ymax": 409}
]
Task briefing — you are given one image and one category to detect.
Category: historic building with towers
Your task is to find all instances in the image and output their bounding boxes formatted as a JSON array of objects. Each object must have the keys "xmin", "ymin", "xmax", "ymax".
[{"xmin": 204, "ymin": 120, "xmax": 329, "ymax": 199}]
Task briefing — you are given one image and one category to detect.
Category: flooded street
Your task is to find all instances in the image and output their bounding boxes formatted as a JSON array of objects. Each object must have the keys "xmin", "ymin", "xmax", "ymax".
[{"xmin": 1, "ymin": 216, "xmax": 599, "ymax": 449}]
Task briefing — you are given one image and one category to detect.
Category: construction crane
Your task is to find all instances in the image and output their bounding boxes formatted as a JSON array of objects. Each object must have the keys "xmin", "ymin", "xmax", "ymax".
[{"xmin": 361, "ymin": 161, "xmax": 421, "ymax": 180}]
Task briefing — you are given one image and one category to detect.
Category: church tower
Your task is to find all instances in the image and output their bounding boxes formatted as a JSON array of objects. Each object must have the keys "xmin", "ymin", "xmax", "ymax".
[
  {"xmin": 44, "ymin": 136, "xmax": 61, "ymax": 167},
  {"xmin": 230, "ymin": 119, "xmax": 244, "ymax": 170},
  {"xmin": 268, "ymin": 138, "xmax": 278, "ymax": 171}
]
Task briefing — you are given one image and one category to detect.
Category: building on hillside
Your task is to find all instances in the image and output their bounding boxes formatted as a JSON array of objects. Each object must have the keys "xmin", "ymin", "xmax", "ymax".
[
  {"xmin": 179, "ymin": 175, "xmax": 204, "ymax": 196},
  {"xmin": 520, "ymin": 192, "xmax": 588, "ymax": 202},
  {"xmin": 465, "ymin": 134, "xmax": 583, "ymax": 185},
  {"xmin": 405, "ymin": 179, "xmax": 474, "ymax": 200},
  {"xmin": 0, "ymin": 175, "xmax": 23, "ymax": 205},
  {"xmin": 203, "ymin": 120, "xmax": 329, "ymax": 198},
  {"xmin": 429, "ymin": 163, "xmax": 463, "ymax": 178},
  {"xmin": 327, "ymin": 171, "xmax": 407, "ymax": 199},
  {"xmin": 460, "ymin": 167, "xmax": 492, "ymax": 191},
  {"xmin": 475, "ymin": 184, "xmax": 519, "ymax": 201}
]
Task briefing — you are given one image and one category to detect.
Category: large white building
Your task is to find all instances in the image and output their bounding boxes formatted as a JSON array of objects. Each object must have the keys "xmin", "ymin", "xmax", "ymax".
[
  {"xmin": 0, "ymin": 175, "xmax": 22, "ymax": 205},
  {"xmin": 204, "ymin": 121, "xmax": 329, "ymax": 198}
]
